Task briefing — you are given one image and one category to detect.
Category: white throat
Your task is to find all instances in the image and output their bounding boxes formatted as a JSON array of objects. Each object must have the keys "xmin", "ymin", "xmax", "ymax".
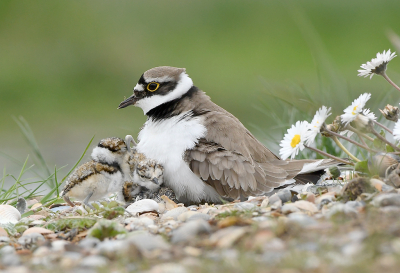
[{"xmin": 135, "ymin": 73, "xmax": 193, "ymax": 114}]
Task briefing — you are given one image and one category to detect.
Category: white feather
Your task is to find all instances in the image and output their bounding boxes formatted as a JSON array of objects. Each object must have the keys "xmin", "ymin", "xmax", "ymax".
[
  {"xmin": 137, "ymin": 111, "xmax": 221, "ymax": 203},
  {"xmin": 298, "ymin": 160, "xmax": 324, "ymax": 174}
]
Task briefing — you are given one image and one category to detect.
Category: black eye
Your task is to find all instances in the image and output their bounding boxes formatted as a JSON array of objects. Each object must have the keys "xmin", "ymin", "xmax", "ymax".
[{"xmin": 147, "ymin": 82, "xmax": 160, "ymax": 92}]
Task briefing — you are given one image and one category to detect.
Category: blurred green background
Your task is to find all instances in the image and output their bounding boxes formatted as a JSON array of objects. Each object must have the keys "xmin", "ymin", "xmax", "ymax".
[{"xmin": 1, "ymin": 0, "xmax": 400, "ymax": 182}]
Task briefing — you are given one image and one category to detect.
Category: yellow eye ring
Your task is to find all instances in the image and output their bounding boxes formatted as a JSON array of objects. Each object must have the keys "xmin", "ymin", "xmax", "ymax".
[{"xmin": 147, "ymin": 82, "xmax": 160, "ymax": 92}]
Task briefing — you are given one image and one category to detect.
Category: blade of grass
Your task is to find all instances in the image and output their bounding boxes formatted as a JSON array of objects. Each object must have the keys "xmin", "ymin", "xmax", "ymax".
[
  {"xmin": 13, "ymin": 116, "xmax": 55, "ymax": 188},
  {"xmin": 40, "ymin": 136, "xmax": 95, "ymax": 204}
]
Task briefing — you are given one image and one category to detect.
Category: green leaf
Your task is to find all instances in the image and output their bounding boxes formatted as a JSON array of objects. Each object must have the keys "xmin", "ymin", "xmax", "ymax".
[{"xmin": 355, "ymin": 160, "xmax": 369, "ymax": 174}]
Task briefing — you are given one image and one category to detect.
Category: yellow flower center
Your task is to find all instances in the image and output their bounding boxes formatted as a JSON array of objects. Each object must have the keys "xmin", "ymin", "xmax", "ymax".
[
  {"xmin": 352, "ymin": 105, "xmax": 358, "ymax": 115},
  {"xmin": 291, "ymin": 134, "xmax": 301, "ymax": 148}
]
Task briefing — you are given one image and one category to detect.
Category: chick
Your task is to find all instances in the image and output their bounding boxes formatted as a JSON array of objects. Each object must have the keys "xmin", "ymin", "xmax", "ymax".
[{"xmin": 62, "ymin": 136, "xmax": 134, "ymax": 208}]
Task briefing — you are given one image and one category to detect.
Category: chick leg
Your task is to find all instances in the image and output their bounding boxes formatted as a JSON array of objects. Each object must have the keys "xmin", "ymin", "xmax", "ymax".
[{"xmin": 83, "ymin": 192, "xmax": 95, "ymax": 210}]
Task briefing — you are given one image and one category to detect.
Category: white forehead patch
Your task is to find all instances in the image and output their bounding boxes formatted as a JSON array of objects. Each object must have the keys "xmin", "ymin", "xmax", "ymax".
[
  {"xmin": 134, "ymin": 83, "xmax": 144, "ymax": 92},
  {"xmin": 135, "ymin": 73, "xmax": 193, "ymax": 114}
]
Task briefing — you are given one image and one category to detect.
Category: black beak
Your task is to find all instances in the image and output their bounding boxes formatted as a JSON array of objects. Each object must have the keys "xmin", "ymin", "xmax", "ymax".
[
  {"xmin": 118, "ymin": 94, "xmax": 137, "ymax": 109},
  {"xmin": 151, "ymin": 177, "xmax": 159, "ymax": 185}
]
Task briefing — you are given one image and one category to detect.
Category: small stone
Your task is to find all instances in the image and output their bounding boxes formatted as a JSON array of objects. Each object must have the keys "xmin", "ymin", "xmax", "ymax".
[
  {"xmin": 97, "ymin": 240, "xmax": 135, "ymax": 259},
  {"xmin": 292, "ymin": 200, "xmax": 318, "ymax": 214},
  {"xmin": 18, "ymin": 233, "xmax": 45, "ymax": 247},
  {"xmin": 209, "ymin": 226, "xmax": 249, "ymax": 248},
  {"xmin": 268, "ymin": 194, "xmax": 281, "ymax": 205},
  {"xmin": 149, "ymin": 263, "xmax": 187, "ymax": 273},
  {"xmin": 80, "ymin": 255, "xmax": 109, "ymax": 267},
  {"xmin": 79, "ymin": 237, "xmax": 101, "ymax": 249},
  {"xmin": 1, "ymin": 253, "xmax": 21, "ymax": 266},
  {"xmin": 52, "ymin": 240, "xmax": 70, "ymax": 252},
  {"xmin": 326, "ymin": 203, "xmax": 358, "ymax": 220},
  {"xmin": 0, "ymin": 236, "xmax": 10, "ymax": 243},
  {"xmin": 126, "ymin": 199, "xmax": 159, "ymax": 215},
  {"xmin": 281, "ymin": 203, "xmax": 300, "ymax": 214},
  {"xmin": 0, "ymin": 227, "xmax": 8, "ymax": 237},
  {"xmin": 128, "ymin": 231, "xmax": 170, "ymax": 252},
  {"xmin": 177, "ymin": 211, "xmax": 200, "ymax": 222},
  {"xmin": 372, "ymin": 193, "xmax": 400, "ymax": 207},
  {"xmin": 161, "ymin": 207, "xmax": 188, "ymax": 220},
  {"xmin": 0, "ymin": 245, "xmax": 16, "ymax": 255},
  {"xmin": 22, "ymin": 227, "xmax": 54, "ymax": 236},
  {"xmin": 33, "ymin": 246, "xmax": 51, "ymax": 257},
  {"xmin": 260, "ymin": 197, "xmax": 270, "ymax": 208},
  {"xmin": 187, "ymin": 213, "xmax": 211, "ymax": 222},
  {"xmin": 277, "ymin": 189, "xmax": 292, "ymax": 203},
  {"xmin": 287, "ymin": 213, "xmax": 317, "ymax": 227},
  {"xmin": 171, "ymin": 219, "xmax": 211, "ymax": 243},
  {"xmin": 234, "ymin": 202, "xmax": 256, "ymax": 210}
]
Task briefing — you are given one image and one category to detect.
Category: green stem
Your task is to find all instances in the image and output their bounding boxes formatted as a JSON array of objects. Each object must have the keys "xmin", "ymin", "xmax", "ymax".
[
  {"xmin": 369, "ymin": 123, "xmax": 400, "ymax": 152},
  {"xmin": 331, "ymin": 136, "xmax": 360, "ymax": 162},
  {"xmin": 381, "ymin": 71, "xmax": 400, "ymax": 92},
  {"xmin": 305, "ymin": 145, "xmax": 354, "ymax": 166},
  {"xmin": 373, "ymin": 120, "xmax": 393, "ymax": 135},
  {"xmin": 323, "ymin": 127, "xmax": 378, "ymax": 153}
]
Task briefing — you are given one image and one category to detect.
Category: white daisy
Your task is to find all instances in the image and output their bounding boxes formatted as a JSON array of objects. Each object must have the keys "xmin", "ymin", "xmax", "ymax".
[
  {"xmin": 306, "ymin": 106, "xmax": 331, "ymax": 145},
  {"xmin": 362, "ymin": 108, "xmax": 376, "ymax": 121},
  {"xmin": 341, "ymin": 93, "xmax": 371, "ymax": 125},
  {"xmin": 279, "ymin": 120, "xmax": 309, "ymax": 160},
  {"xmin": 358, "ymin": 49, "xmax": 396, "ymax": 79},
  {"xmin": 394, "ymin": 120, "xmax": 400, "ymax": 141}
]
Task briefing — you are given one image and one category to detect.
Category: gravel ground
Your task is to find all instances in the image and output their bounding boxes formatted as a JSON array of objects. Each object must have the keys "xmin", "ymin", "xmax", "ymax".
[{"xmin": 2, "ymin": 177, "xmax": 400, "ymax": 273}]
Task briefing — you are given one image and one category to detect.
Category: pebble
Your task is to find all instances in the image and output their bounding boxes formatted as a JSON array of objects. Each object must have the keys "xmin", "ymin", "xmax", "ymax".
[
  {"xmin": 171, "ymin": 219, "xmax": 211, "ymax": 243},
  {"xmin": 128, "ymin": 231, "xmax": 170, "ymax": 252},
  {"xmin": 372, "ymin": 193, "xmax": 400, "ymax": 207},
  {"xmin": 148, "ymin": 263, "xmax": 188, "ymax": 273},
  {"xmin": 177, "ymin": 211, "xmax": 200, "ymax": 222},
  {"xmin": 79, "ymin": 237, "xmax": 101, "ymax": 249},
  {"xmin": 79, "ymin": 255, "xmax": 109, "ymax": 267},
  {"xmin": 18, "ymin": 233, "xmax": 45, "ymax": 247},
  {"xmin": 287, "ymin": 213, "xmax": 317, "ymax": 227},
  {"xmin": 281, "ymin": 203, "xmax": 301, "ymax": 214},
  {"xmin": 0, "ymin": 245, "xmax": 16, "ymax": 255},
  {"xmin": 233, "ymin": 202, "xmax": 256, "ymax": 210},
  {"xmin": 161, "ymin": 207, "xmax": 188, "ymax": 220},
  {"xmin": 0, "ymin": 236, "xmax": 10, "ymax": 243},
  {"xmin": 126, "ymin": 199, "xmax": 159, "ymax": 215},
  {"xmin": 22, "ymin": 227, "xmax": 54, "ymax": 236},
  {"xmin": 1, "ymin": 253, "xmax": 21, "ymax": 266}
]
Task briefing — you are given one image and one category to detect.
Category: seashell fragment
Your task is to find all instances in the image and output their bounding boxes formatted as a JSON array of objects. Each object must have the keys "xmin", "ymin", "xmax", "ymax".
[
  {"xmin": 126, "ymin": 199, "xmax": 159, "ymax": 215},
  {"xmin": 22, "ymin": 227, "xmax": 54, "ymax": 236},
  {"xmin": 0, "ymin": 204, "xmax": 21, "ymax": 224}
]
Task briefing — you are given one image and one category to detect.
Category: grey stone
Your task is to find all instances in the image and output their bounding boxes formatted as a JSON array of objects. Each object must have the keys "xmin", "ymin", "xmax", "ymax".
[
  {"xmin": 128, "ymin": 231, "xmax": 170, "ymax": 252},
  {"xmin": 1, "ymin": 253, "xmax": 21, "ymax": 266},
  {"xmin": 79, "ymin": 255, "xmax": 109, "ymax": 267},
  {"xmin": 187, "ymin": 213, "xmax": 211, "ymax": 222},
  {"xmin": 326, "ymin": 203, "xmax": 358, "ymax": 219},
  {"xmin": 277, "ymin": 189, "xmax": 292, "ymax": 203},
  {"xmin": 161, "ymin": 207, "xmax": 188, "ymax": 220},
  {"xmin": 287, "ymin": 213, "xmax": 317, "ymax": 227},
  {"xmin": 97, "ymin": 240, "xmax": 130, "ymax": 257},
  {"xmin": 234, "ymin": 202, "xmax": 256, "ymax": 210},
  {"xmin": 268, "ymin": 194, "xmax": 281, "ymax": 205},
  {"xmin": 0, "ymin": 236, "xmax": 10, "ymax": 243},
  {"xmin": 0, "ymin": 245, "xmax": 16, "ymax": 255},
  {"xmin": 372, "ymin": 193, "xmax": 400, "ymax": 207},
  {"xmin": 171, "ymin": 219, "xmax": 211, "ymax": 244},
  {"xmin": 17, "ymin": 233, "xmax": 45, "ymax": 247},
  {"xmin": 50, "ymin": 205, "xmax": 71, "ymax": 212}
]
